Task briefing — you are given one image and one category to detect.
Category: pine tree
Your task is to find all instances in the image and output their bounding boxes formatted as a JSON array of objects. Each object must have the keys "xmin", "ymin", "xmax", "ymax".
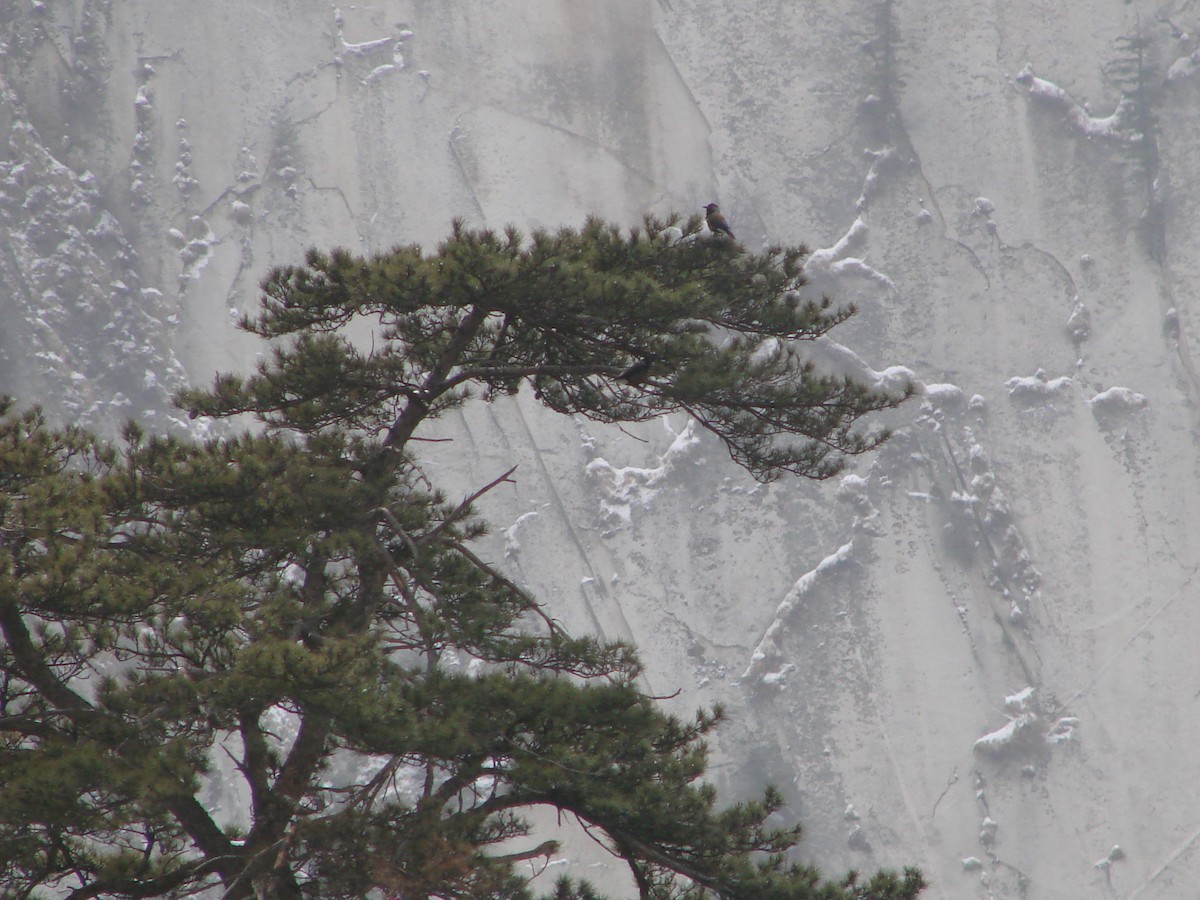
[{"xmin": 0, "ymin": 215, "xmax": 921, "ymax": 899}]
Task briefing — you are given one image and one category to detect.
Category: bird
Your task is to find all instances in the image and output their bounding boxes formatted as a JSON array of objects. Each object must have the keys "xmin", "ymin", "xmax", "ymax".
[
  {"xmin": 618, "ymin": 357, "xmax": 653, "ymax": 385},
  {"xmin": 704, "ymin": 203, "xmax": 735, "ymax": 239}
]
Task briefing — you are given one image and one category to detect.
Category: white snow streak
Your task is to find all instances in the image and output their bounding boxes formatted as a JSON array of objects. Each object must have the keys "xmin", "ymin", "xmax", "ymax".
[
  {"xmin": 805, "ymin": 217, "xmax": 896, "ymax": 293},
  {"xmin": 503, "ymin": 511, "xmax": 540, "ymax": 559},
  {"xmin": 1015, "ymin": 64, "xmax": 1140, "ymax": 142},
  {"xmin": 740, "ymin": 541, "xmax": 856, "ymax": 683},
  {"xmin": 583, "ymin": 418, "xmax": 700, "ymax": 528},
  {"xmin": 1004, "ymin": 369, "xmax": 1072, "ymax": 400},
  {"xmin": 809, "ymin": 337, "xmax": 919, "ymax": 396}
]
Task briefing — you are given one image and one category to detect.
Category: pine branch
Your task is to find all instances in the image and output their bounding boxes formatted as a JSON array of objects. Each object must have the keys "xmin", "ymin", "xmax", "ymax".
[
  {"xmin": 63, "ymin": 855, "xmax": 225, "ymax": 900},
  {"xmin": 446, "ymin": 364, "xmax": 628, "ymax": 389},
  {"xmin": 446, "ymin": 539, "xmax": 557, "ymax": 634},
  {"xmin": 381, "ymin": 304, "xmax": 490, "ymax": 455},
  {"xmin": 416, "ymin": 464, "xmax": 518, "ymax": 545},
  {"xmin": 162, "ymin": 795, "xmax": 239, "ymax": 884},
  {"xmin": 237, "ymin": 707, "xmax": 275, "ymax": 822},
  {"xmin": 0, "ymin": 599, "xmax": 93, "ymax": 714},
  {"xmin": 382, "ymin": 554, "xmax": 441, "ymax": 670},
  {"xmin": 490, "ymin": 840, "xmax": 559, "ymax": 865}
]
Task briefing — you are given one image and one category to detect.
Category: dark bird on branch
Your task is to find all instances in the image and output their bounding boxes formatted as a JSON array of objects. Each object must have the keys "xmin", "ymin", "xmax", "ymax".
[
  {"xmin": 704, "ymin": 203, "xmax": 735, "ymax": 239},
  {"xmin": 618, "ymin": 358, "xmax": 653, "ymax": 385}
]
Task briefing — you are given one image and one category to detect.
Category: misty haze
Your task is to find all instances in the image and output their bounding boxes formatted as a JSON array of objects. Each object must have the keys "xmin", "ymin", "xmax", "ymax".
[{"xmin": 2, "ymin": 2, "xmax": 1199, "ymax": 898}]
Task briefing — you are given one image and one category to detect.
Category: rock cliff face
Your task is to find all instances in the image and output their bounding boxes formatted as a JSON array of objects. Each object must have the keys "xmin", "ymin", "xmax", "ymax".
[{"xmin": 5, "ymin": 2, "xmax": 1200, "ymax": 896}]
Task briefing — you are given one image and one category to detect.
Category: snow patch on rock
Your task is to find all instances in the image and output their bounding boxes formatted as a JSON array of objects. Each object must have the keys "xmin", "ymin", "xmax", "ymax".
[
  {"xmin": 805, "ymin": 217, "xmax": 896, "ymax": 294},
  {"xmin": 1015, "ymin": 64, "xmax": 1141, "ymax": 143},
  {"xmin": 1066, "ymin": 299, "xmax": 1090, "ymax": 343},
  {"xmin": 1004, "ymin": 369, "xmax": 1072, "ymax": 404},
  {"xmin": 1087, "ymin": 386, "xmax": 1147, "ymax": 422},
  {"xmin": 503, "ymin": 511, "xmax": 540, "ymax": 559},
  {"xmin": 1165, "ymin": 48, "xmax": 1200, "ymax": 83},
  {"xmin": 583, "ymin": 418, "xmax": 700, "ymax": 529},
  {"xmin": 974, "ymin": 687, "xmax": 1079, "ymax": 756},
  {"xmin": 807, "ymin": 337, "xmax": 918, "ymax": 398},
  {"xmin": 922, "ymin": 383, "xmax": 966, "ymax": 413}
]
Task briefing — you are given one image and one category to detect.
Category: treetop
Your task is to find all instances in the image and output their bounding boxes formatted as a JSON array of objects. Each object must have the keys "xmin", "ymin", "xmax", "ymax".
[{"xmin": 180, "ymin": 213, "xmax": 911, "ymax": 482}]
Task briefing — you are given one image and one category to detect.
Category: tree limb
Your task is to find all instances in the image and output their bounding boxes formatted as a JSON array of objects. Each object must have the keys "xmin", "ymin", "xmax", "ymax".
[
  {"xmin": 414, "ymin": 464, "xmax": 518, "ymax": 545},
  {"xmin": 0, "ymin": 599, "xmax": 93, "ymax": 713}
]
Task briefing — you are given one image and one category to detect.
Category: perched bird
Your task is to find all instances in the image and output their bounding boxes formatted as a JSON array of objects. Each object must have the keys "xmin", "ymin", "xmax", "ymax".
[
  {"xmin": 704, "ymin": 203, "xmax": 735, "ymax": 239},
  {"xmin": 618, "ymin": 357, "xmax": 653, "ymax": 385}
]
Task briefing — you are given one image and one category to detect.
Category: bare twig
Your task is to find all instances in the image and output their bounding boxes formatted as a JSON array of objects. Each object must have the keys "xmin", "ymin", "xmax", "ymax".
[
  {"xmin": 491, "ymin": 840, "xmax": 559, "ymax": 865},
  {"xmin": 447, "ymin": 540, "xmax": 559, "ymax": 635},
  {"xmin": 419, "ymin": 465, "xmax": 518, "ymax": 544},
  {"xmin": 616, "ymin": 424, "xmax": 649, "ymax": 443}
]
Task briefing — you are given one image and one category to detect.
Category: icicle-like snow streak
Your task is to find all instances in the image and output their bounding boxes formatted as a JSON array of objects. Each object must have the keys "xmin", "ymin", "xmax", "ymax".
[
  {"xmin": 804, "ymin": 217, "xmax": 897, "ymax": 294},
  {"xmin": 582, "ymin": 418, "xmax": 700, "ymax": 529},
  {"xmin": 340, "ymin": 36, "xmax": 393, "ymax": 54},
  {"xmin": 806, "ymin": 217, "xmax": 867, "ymax": 270},
  {"xmin": 736, "ymin": 344, "xmax": 918, "ymax": 685},
  {"xmin": 856, "ymin": 146, "xmax": 895, "ymax": 212},
  {"xmin": 503, "ymin": 512, "xmax": 540, "ymax": 559},
  {"xmin": 1093, "ymin": 845, "xmax": 1126, "ymax": 871},
  {"xmin": 740, "ymin": 461, "xmax": 896, "ymax": 685},
  {"xmin": 1015, "ymin": 64, "xmax": 1141, "ymax": 143},
  {"xmin": 332, "ymin": 6, "xmax": 411, "ymax": 83},
  {"xmin": 740, "ymin": 541, "xmax": 856, "ymax": 683}
]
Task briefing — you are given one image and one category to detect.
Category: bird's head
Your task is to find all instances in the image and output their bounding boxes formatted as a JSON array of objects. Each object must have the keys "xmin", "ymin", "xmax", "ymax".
[{"xmin": 704, "ymin": 203, "xmax": 720, "ymax": 213}]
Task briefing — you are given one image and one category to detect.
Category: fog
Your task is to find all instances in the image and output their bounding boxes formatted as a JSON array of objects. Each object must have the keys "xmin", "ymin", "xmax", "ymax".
[{"xmin": 4, "ymin": 2, "xmax": 1200, "ymax": 896}]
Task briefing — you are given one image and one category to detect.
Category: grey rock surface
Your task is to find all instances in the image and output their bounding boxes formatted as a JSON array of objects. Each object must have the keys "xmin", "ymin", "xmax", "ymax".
[{"xmin": 4, "ymin": 2, "xmax": 1200, "ymax": 896}]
